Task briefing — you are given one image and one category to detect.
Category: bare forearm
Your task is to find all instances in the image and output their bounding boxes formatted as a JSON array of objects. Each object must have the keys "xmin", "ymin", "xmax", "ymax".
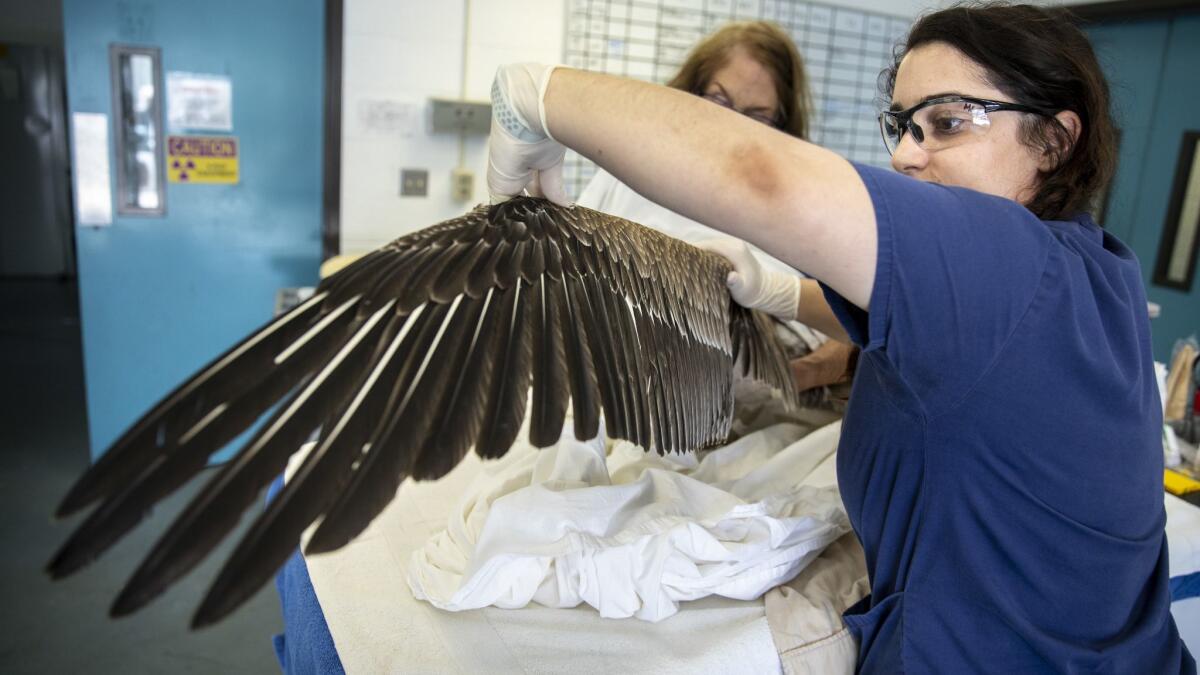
[
  {"xmin": 547, "ymin": 70, "xmax": 768, "ymax": 233},
  {"xmin": 797, "ymin": 279, "xmax": 851, "ymax": 343},
  {"xmin": 543, "ymin": 68, "xmax": 877, "ymax": 308},
  {"xmin": 791, "ymin": 339, "xmax": 857, "ymax": 391}
]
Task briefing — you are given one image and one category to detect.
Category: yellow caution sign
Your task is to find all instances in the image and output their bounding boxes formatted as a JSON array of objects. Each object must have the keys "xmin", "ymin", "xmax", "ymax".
[{"xmin": 167, "ymin": 135, "xmax": 239, "ymax": 184}]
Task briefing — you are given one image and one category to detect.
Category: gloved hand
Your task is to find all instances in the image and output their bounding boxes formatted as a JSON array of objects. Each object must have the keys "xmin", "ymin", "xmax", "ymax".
[
  {"xmin": 696, "ymin": 238, "xmax": 801, "ymax": 321},
  {"xmin": 487, "ymin": 63, "xmax": 570, "ymax": 206}
]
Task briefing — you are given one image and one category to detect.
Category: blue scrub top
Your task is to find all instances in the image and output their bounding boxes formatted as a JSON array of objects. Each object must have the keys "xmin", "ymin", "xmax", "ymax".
[{"xmin": 820, "ymin": 163, "xmax": 1196, "ymax": 673}]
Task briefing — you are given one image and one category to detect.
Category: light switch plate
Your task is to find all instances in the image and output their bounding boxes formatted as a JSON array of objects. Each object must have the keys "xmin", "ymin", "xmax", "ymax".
[{"xmin": 401, "ymin": 168, "xmax": 428, "ymax": 197}]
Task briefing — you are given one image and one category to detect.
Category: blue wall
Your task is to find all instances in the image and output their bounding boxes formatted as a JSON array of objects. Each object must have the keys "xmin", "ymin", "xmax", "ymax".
[
  {"xmin": 63, "ymin": 0, "xmax": 324, "ymax": 459},
  {"xmin": 1089, "ymin": 17, "xmax": 1200, "ymax": 362}
]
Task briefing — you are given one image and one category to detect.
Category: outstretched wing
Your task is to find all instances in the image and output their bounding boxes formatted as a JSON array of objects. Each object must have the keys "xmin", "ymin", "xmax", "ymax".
[{"xmin": 46, "ymin": 197, "xmax": 797, "ymax": 628}]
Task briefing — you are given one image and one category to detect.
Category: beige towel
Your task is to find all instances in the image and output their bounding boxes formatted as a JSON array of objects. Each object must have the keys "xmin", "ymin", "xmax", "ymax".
[
  {"xmin": 763, "ymin": 446, "xmax": 868, "ymax": 675},
  {"xmin": 766, "ymin": 533, "xmax": 868, "ymax": 675}
]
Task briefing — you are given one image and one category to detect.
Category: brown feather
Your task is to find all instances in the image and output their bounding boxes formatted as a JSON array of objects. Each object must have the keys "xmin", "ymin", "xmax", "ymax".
[{"xmin": 47, "ymin": 196, "xmax": 802, "ymax": 629}]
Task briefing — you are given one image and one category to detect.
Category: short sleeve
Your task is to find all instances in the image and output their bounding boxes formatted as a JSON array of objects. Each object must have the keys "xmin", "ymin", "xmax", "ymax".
[{"xmin": 821, "ymin": 162, "xmax": 1053, "ymax": 415}]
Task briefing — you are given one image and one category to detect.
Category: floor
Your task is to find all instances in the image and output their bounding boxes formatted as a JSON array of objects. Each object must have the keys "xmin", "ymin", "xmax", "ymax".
[{"xmin": 0, "ymin": 279, "xmax": 283, "ymax": 674}]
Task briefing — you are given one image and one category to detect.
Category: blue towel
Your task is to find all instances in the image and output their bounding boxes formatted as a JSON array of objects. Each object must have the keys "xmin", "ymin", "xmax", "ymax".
[
  {"xmin": 267, "ymin": 475, "xmax": 345, "ymax": 675},
  {"xmin": 1173, "ymin": 572, "xmax": 1200, "ymax": 603}
]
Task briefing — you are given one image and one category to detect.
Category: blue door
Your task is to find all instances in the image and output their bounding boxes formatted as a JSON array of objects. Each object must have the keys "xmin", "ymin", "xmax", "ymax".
[
  {"xmin": 1088, "ymin": 16, "xmax": 1200, "ymax": 362},
  {"xmin": 63, "ymin": 0, "xmax": 325, "ymax": 459}
]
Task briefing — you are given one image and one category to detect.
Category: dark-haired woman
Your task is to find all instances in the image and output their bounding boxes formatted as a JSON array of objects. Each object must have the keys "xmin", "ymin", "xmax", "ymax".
[{"xmin": 487, "ymin": 2, "xmax": 1193, "ymax": 672}]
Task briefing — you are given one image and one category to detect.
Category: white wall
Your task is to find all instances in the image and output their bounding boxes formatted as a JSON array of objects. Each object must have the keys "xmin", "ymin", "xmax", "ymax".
[
  {"xmin": 340, "ymin": 0, "xmax": 563, "ymax": 253},
  {"xmin": 338, "ymin": 0, "xmax": 1118, "ymax": 252}
]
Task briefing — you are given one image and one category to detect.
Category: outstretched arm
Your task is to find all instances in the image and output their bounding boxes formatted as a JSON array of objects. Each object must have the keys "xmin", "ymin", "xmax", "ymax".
[{"xmin": 541, "ymin": 68, "xmax": 878, "ymax": 310}]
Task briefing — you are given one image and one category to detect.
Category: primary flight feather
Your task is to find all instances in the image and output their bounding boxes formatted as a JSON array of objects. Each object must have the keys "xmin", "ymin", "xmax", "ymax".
[{"xmin": 46, "ymin": 197, "xmax": 798, "ymax": 628}]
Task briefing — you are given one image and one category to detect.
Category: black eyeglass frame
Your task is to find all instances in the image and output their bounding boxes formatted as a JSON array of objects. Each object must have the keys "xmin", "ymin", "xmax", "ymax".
[{"xmin": 878, "ymin": 95, "xmax": 1054, "ymax": 154}]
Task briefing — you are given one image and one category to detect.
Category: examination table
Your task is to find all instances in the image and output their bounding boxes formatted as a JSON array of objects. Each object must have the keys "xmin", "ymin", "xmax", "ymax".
[{"xmin": 265, "ymin": 449, "xmax": 1200, "ymax": 674}]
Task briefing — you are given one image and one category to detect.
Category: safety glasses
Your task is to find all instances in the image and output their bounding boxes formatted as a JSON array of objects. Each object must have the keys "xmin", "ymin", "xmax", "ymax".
[
  {"xmin": 701, "ymin": 92, "xmax": 782, "ymax": 129},
  {"xmin": 878, "ymin": 95, "xmax": 1052, "ymax": 155}
]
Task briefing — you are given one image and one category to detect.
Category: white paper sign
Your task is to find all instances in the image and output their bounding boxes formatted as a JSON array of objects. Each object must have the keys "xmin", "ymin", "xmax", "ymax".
[
  {"xmin": 71, "ymin": 112, "xmax": 113, "ymax": 226},
  {"xmin": 167, "ymin": 72, "xmax": 233, "ymax": 131},
  {"xmin": 355, "ymin": 98, "xmax": 419, "ymax": 137}
]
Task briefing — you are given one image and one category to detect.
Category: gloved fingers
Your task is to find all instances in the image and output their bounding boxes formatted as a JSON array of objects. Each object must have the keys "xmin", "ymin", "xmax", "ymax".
[
  {"xmin": 534, "ymin": 161, "xmax": 571, "ymax": 207},
  {"xmin": 526, "ymin": 171, "xmax": 542, "ymax": 198},
  {"xmin": 487, "ymin": 157, "xmax": 532, "ymax": 204},
  {"xmin": 695, "ymin": 237, "xmax": 798, "ymax": 320},
  {"xmin": 725, "ymin": 270, "xmax": 745, "ymax": 294},
  {"xmin": 486, "ymin": 119, "xmax": 534, "ymax": 202}
]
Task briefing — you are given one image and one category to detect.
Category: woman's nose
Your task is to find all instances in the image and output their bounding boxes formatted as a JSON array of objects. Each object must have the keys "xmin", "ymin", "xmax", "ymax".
[{"xmin": 890, "ymin": 130, "xmax": 928, "ymax": 175}]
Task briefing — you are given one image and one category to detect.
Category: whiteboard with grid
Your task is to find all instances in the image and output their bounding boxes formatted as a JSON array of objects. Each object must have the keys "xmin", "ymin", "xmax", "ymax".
[{"xmin": 562, "ymin": 0, "xmax": 910, "ymax": 198}]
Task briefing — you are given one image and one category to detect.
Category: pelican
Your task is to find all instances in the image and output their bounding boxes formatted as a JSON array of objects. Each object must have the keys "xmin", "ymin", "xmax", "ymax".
[{"xmin": 46, "ymin": 196, "xmax": 798, "ymax": 628}]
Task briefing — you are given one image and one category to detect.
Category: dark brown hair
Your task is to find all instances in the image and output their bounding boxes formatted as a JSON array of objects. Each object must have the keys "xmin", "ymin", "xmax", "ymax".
[
  {"xmin": 882, "ymin": 3, "xmax": 1116, "ymax": 220},
  {"xmin": 667, "ymin": 21, "xmax": 812, "ymax": 140}
]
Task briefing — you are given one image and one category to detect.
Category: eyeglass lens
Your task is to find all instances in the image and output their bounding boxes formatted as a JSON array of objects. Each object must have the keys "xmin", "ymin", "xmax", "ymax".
[
  {"xmin": 880, "ymin": 100, "xmax": 995, "ymax": 155},
  {"xmin": 702, "ymin": 93, "xmax": 779, "ymax": 128}
]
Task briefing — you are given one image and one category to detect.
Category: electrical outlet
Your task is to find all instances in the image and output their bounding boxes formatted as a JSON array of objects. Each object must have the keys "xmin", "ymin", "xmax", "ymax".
[
  {"xmin": 451, "ymin": 168, "xmax": 474, "ymax": 202},
  {"xmin": 400, "ymin": 169, "xmax": 428, "ymax": 197}
]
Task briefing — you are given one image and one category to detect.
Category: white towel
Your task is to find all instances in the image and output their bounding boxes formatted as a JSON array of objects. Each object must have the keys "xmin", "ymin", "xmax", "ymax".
[
  {"xmin": 408, "ymin": 421, "xmax": 849, "ymax": 622},
  {"xmin": 292, "ymin": 437, "xmax": 818, "ymax": 673}
]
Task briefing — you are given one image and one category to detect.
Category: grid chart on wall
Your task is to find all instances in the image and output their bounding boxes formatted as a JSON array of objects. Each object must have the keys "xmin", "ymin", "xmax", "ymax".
[{"xmin": 562, "ymin": 0, "xmax": 910, "ymax": 199}]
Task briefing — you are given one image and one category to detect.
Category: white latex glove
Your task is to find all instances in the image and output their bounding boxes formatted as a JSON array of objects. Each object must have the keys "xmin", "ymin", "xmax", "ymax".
[
  {"xmin": 696, "ymin": 238, "xmax": 801, "ymax": 321},
  {"xmin": 487, "ymin": 63, "xmax": 570, "ymax": 206}
]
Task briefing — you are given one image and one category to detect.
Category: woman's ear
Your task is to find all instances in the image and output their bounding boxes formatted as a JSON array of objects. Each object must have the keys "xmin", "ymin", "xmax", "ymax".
[{"xmin": 1040, "ymin": 109, "xmax": 1082, "ymax": 171}]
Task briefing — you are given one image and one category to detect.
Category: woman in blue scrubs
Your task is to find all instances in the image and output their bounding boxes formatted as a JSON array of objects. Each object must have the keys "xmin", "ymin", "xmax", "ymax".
[{"xmin": 488, "ymin": 2, "xmax": 1194, "ymax": 672}]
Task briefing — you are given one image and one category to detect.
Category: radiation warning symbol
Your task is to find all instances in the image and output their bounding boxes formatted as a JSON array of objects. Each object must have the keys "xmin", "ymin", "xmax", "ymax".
[{"xmin": 167, "ymin": 135, "xmax": 239, "ymax": 184}]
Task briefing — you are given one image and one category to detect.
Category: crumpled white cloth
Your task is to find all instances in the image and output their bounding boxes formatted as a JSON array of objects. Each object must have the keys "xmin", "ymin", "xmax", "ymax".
[{"xmin": 408, "ymin": 420, "xmax": 849, "ymax": 622}]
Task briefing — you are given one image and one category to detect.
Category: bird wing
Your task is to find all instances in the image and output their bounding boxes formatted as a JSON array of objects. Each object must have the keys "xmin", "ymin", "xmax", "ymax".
[{"xmin": 47, "ymin": 196, "xmax": 798, "ymax": 628}]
